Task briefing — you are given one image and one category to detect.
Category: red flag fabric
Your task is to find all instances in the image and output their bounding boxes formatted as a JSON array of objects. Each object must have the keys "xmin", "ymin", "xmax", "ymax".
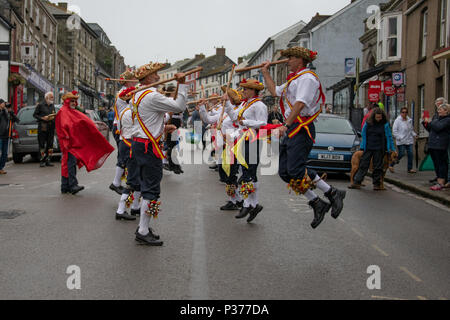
[{"xmin": 56, "ymin": 102, "xmax": 114, "ymax": 173}]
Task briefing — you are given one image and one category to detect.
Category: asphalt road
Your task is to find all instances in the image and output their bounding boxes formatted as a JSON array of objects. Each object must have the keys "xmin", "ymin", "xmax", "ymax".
[{"xmin": 0, "ymin": 132, "xmax": 449, "ymax": 300}]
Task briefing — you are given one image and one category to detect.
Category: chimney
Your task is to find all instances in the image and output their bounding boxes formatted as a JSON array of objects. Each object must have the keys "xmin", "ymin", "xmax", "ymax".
[
  {"xmin": 238, "ymin": 57, "xmax": 244, "ymax": 64},
  {"xmin": 58, "ymin": 2, "xmax": 68, "ymax": 11},
  {"xmin": 216, "ymin": 47, "xmax": 226, "ymax": 56},
  {"xmin": 195, "ymin": 54, "xmax": 205, "ymax": 60}
]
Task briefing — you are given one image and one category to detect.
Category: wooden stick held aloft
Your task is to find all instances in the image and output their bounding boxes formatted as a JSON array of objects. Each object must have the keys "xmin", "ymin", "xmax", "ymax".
[
  {"xmin": 235, "ymin": 59, "xmax": 289, "ymax": 73},
  {"xmin": 217, "ymin": 64, "xmax": 236, "ymax": 130},
  {"xmin": 105, "ymin": 78, "xmax": 138, "ymax": 82},
  {"xmin": 126, "ymin": 67, "xmax": 203, "ymax": 97}
]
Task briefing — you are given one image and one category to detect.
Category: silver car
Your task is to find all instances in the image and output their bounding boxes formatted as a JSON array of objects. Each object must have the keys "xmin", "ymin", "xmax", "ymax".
[{"xmin": 11, "ymin": 105, "xmax": 61, "ymax": 164}]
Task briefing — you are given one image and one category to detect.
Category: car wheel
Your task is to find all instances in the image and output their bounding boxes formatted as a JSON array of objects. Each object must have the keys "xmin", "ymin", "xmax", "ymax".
[{"xmin": 13, "ymin": 153, "xmax": 24, "ymax": 164}]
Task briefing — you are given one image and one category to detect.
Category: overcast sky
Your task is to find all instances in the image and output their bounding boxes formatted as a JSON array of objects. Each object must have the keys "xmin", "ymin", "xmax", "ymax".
[{"xmin": 49, "ymin": 0, "xmax": 354, "ymax": 67}]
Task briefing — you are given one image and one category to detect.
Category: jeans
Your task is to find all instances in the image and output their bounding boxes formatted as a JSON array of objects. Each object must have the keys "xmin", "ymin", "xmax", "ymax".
[
  {"xmin": 447, "ymin": 144, "xmax": 450, "ymax": 181},
  {"xmin": 397, "ymin": 144, "xmax": 413, "ymax": 171},
  {"xmin": 0, "ymin": 137, "xmax": 9, "ymax": 170},
  {"xmin": 429, "ymin": 148, "xmax": 448, "ymax": 181}
]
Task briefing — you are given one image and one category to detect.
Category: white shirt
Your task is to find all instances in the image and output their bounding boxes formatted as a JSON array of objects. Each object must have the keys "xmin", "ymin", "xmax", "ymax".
[
  {"xmin": 225, "ymin": 98, "xmax": 268, "ymax": 130},
  {"xmin": 132, "ymin": 84, "xmax": 188, "ymax": 139},
  {"xmin": 113, "ymin": 86, "xmax": 128, "ymax": 126},
  {"xmin": 119, "ymin": 107, "xmax": 134, "ymax": 140},
  {"xmin": 275, "ymin": 69, "xmax": 321, "ymax": 118},
  {"xmin": 209, "ymin": 104, "xmax": 222, "ymax": 116},
  {"xmin": 393, "ymin": 116, "xmax": 417, "ymax": 145},
  {"xmin": 199, "ymin": 105, "xmax": 236, "ymax": 134}
]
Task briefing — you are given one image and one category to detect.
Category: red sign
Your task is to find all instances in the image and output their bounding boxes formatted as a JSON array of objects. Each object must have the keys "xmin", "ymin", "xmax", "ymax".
[
  {"xmin": 369, "ymin": 80, "xmax": 382, "ymax": 93},
  {"xmin": 384, "ymin": 80, "xmax": 395, "ymax": 96},
  {"xmin": 368, "ymin": 89, "xmax": 380, "ymax": 102}
]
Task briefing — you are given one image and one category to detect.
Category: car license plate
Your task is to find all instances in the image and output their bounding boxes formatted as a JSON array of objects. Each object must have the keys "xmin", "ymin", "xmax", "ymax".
[
  {"xmin": 28, "ymin": 129, "xmax": 38, "ymax": 135},
  {"xmin": 318, "ymin": 154, "xmax": 344, "ymax": 161}
]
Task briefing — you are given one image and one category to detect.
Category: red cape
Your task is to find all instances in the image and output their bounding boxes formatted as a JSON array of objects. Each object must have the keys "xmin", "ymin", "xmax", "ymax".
[{"xmin": 56, "ymin": 104, "xmax": 114, "ymax": 172}]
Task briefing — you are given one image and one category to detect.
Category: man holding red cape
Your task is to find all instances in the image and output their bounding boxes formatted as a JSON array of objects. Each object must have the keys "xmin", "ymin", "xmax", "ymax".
[{"xmin": 56, "ymin": 91, "xmax": 114, "ymax": 194}]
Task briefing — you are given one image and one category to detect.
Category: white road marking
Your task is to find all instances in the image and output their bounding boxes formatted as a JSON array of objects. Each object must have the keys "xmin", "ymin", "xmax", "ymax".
[
  {"xmin": 351, "ymin": 227, "xmax": 364, "ymax": 238},
  {"xmin": 371, "ymin": 295, "xmax": 407, "ymax": 300},
  {"xmin": 417, "ymin": 296, "xmax": 427, "ymax": 300}
]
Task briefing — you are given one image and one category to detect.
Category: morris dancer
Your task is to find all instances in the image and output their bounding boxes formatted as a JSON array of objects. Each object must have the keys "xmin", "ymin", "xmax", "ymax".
[
  {"xmin": 56, "ymin": 91, "xmax": 114, "ymax": 195},
  {"xmin": 261, "ymin": 47, "xmax": 346, "ymax": 229},
  {"xmin": 110, "ymin": 69, "xmax": 138, "ymax": 195},
  {"xmin": 224, "ymin": 79, "xmax": 268, "ymax": 223},
  {"xmin": 131, "ymin": 62, "xmax": 188, "ymax": 246},
  {"xmin": 199, "ymin": 87, "xmax": 243, "ymax": 211}
]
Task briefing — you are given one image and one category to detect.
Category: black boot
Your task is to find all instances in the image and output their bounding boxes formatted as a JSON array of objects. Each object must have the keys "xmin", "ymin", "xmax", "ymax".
[
  {"xmin": 135, "ymin": 227, "xmax": 160, "ymax": 240},
  {"xmin": 109, "ymin": 183, "xmax": 124, "ymax": 195},
  {"xmin": 45, "ymin": 160, "xmax": 54, "ymax": 167},
  {"xmin": 247, "ymin": 205, "xmax": 263, "ymax": 223},
  {"xmin": 324, "ymin": 187, "xmax": 346, "ymax": 219},
  {"xmin": 135, "ymin": 232, "xmax": 163, "ymax": 246},
  {"xmin": 130, "ymin": 208, "xmax": 141, "ymax": 216},
  {"xmin": 236, "ymin": 201, "xmax": 244, "ymax": 208},
  {"xmin": 70, "ymin": 185, "xmax": 84, "ymax": 195},
  {"xmin": 309, "ymin": 198, "xmax": 331, "ymax": 229},
  {"xmin": 116, "ymin": 212, "xmax": 137, "ymax": 221},
  {"xmin": 220, "ymin": 201, "xmax": 239, "ymax": 211},
  {"xmin": 40, "ymin": 162, "xmax": 46, "ymax": 168},
  {"xmin": 236, "ymin": 206, "xmax": 253, "ymax": 219}
]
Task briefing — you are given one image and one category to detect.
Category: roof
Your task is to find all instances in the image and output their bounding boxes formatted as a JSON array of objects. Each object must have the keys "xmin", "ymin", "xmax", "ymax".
[
  {"xmin": 0, "ymin": 12, "xmax": 13, "ymax": 30},
  {"xmin": 43, "ymin": 1, "xmax": 98, "ymax": 38},
  {"xmin": 248, "ymin": 20, "xmax": 306, "ymax": 65},
  {"xmin": 87, "ymin": 23, "xmax": 111, "ymax": 44},
  {"xmin": 288, "ymin": 14, "xmax": 331, "ymax": 47},
  {"xmin": 193, "ymin": 54, "xmax": 235, "ymax": 78},
  {"xmin": 311, "ymin": 0, "xmax": 365, "ymax": 33}
]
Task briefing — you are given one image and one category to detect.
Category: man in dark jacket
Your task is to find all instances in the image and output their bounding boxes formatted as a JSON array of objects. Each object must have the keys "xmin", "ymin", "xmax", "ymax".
[
  {"xmin": 33, "ymin": 92, "xmax": 56, "ymax": 167},
  {"xmin": 0, "ymin": 100, "xmax": 19, "ymax": 174}
]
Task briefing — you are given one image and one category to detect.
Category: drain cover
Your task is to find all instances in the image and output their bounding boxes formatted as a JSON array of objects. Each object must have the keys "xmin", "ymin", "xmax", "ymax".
[{"xmin": 0, "ymin": 210, "xmax": 26, "ymax": 219}]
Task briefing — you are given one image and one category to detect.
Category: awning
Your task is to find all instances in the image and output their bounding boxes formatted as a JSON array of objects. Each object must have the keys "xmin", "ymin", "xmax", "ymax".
[
  {"xmin": 433, "ymin": 47, "xmax": 450, "ymax": 60},
  {"xmin": 78, "ymin": 83, "xmax": 97, "ymax": 97}
]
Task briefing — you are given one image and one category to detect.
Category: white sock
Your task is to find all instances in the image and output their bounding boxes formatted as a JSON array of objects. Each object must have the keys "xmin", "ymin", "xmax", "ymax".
[
  {"xmin": 131, "ymin": 192, "xmax": 141, "ymax": 210},
  {"xmin": 229, "ymin": 195, "xmax": 236, "ymax": 204},
  {"xmin": 117, "ymin": 193, "xmax": 128, "ymax": 214},
  {"xmin": 313, "ymin": 175, "xmax": 331, "ymax": 193},
  {"xmin": 138, "ymin": 199, "xmax": 150, "ymax": 236},
  {"xmin": 305, "ymin": 190, "xmax": 319, "ymax": 202},
  {"xmin": 251, "ymin": 182, "xmax": 259, "ymax": 207},
  {"xmin": 235, "ymin": 191, "xmax": 242, "ymax": 203},
  {"xmin": 113, "ymin": 167, "xmax": 124, "ymax": 187}
]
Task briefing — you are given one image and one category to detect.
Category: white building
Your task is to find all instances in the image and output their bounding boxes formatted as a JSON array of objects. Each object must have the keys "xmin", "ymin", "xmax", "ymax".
[{"xmin": 0, "ymin": 13, "xmax": 12, "ymax": 101}]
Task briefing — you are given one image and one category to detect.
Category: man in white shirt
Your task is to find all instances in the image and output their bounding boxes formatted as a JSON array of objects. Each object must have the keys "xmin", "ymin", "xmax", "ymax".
[
  {"xmin": 110, "ymin": 69, "xmax": 138, "ymax": 196},
  {"xmin": 224, "ymin": 79, "xmax": 268, "ymax": 223},
  {"xmin": 131, "ymin": 62, "xmax": 188, "ymax": 246},
  {"xmin": 261, "ymin": 46, "xmax": 346, "ymax": 229}
]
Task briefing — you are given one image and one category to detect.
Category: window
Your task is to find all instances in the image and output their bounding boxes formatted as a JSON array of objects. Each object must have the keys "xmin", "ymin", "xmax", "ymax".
[
  {"xmin": 48, "ymin": 54, "xmax": 52, "ymax": 78},
  {"xmin": 56, "ymin": 62, "xmax": 60, "ymax": 83},
  {"xmin": 35, "ymin": 6, "xmax": 40, "ymax": 28},
  {"xmin": 418, "ymin": 85, "xmax": 427, "ymax": 137},
  {"xmin": 421, "ymin": 10, "xmax": 428, "ymax": 58},
  {"xmin": 439, "ymin": 0, "xmax": 447, "ymax": 47},
  {"xmin": 377, "ymin": 13, "xmax": 402, "ymax": 62}
]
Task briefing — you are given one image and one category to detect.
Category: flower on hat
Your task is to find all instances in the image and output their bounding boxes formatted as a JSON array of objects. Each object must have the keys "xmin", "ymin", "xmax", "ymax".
[{"xmin": 119, "ymin": 87, "xmax": 136, "ymax": 98}]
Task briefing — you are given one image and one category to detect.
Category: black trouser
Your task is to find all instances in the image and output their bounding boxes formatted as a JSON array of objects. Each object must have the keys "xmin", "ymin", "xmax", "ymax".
[
  {"xmin": 132, "ymin": 140, "xmax": 163, "ymax": 201},
  {"xmin": 38, "ymin": 126, "xmax": 54, "ymax": 162},
  {"xmin": 241, "ymin": 139, "xmax": 260, "ymax": 183},
  {"xmin": 123, "ymin": 148, "xmax": 141, "ymax": 194},
  {"xmin": 429, "ymin": 148, "xmax": 448, "ymax": 181},
  {"xmin": 113, "ymin": 124, "xmax": 120, "ymax": 148},
  {"xmin": 279, "ymin": 123, "xmax": 317, "ymax": 183},
  {"xmin": 354, "ymin": 149, "xmax": 384, "ymax": 186},
  {"xmin": 61, "ymin": 152, "xmax": 78, "ymax": 192},
  {"xmin": 117, "ymin": 140, "xmax": 131, "ymax": 169}
]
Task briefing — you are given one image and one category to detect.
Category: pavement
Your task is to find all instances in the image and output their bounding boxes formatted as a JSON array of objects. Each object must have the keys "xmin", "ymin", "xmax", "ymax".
[
  {"xmin": 384, "ymin": 159, "xmax": 450, "ymax": 207},
  {"xmin": 0, "ymin": 132, "xmax": 449, "ymax": 300}
]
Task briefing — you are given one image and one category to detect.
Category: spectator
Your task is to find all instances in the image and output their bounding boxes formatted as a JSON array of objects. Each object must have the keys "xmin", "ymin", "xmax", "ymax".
[
  {"xmin": 392, "ymin": 107, "xmax": 417, "ymax": 174},
  {"xmin": 33, "ymin": 92, "xmax": 56, "ymax": 167},
  {"xmin": 268, "ymin": 105, "xmax": 283, "ymax": 124},
  {"xmin": 422, "ymin": 104, "xmax": 450, "ymax": 191},
  {"xmin": 363, "ymin": 103, "xmax": 370, "ymax": 116},
  {"xmin": 107, "ymin": 108, "xmax": 115, "ymax": 130},
  {"xmin": 349, "ymin": 108, "xmax": 395, "ymax": 190},
  {"xmin": 428, "ymin": 98, "xmax": 448, "ymax": 184},
  {"xmin": 361, "ymin": 103, "xmax": 378, "ymax": 129},
  {"xmin": 0, "ymin": 100, "xmax": 19, "ymax": 175},
  {"xmin": 325, "ymin": 104, "xmax": 333, "ymax": 114},
  {"xmin": 99, "ymin": 105, "xmax": 108, "ymax": 124}
]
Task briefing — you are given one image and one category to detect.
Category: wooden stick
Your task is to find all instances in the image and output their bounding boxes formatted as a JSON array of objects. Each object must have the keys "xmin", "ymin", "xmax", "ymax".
[
  {"xmin": 126, "ymin": 67, "xmax": 203, "ymax": 96},
  {"xmin": 217, "ymin": 64, "xmax": 236, "ymax": 130},
  {"xmin": 105, "ymin": 78, "xmax": 138, "ymax": 82},
  {"xmin": 187, "ymin": 96, "xmax": 222, "ymax": 105},
  {"xmin": 235, "ymin": 59, "xmax": 289, "ymax": 73}
]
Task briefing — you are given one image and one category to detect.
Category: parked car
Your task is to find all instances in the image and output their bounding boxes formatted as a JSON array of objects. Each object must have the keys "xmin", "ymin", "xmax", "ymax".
[
  {"xmin": 307, "ymin": 114, "xmax": 361, "ymax": 173},
  {"xmin": 12, "ymin": 105, "xmax": 62, "ymax": 164},
  {"xmin": 12, "ymin": 106, "xmax": 110, "ymax": 164},
  {"xmin": 85, "ymin": 109, "xmax": 110, "ymax": 142}
]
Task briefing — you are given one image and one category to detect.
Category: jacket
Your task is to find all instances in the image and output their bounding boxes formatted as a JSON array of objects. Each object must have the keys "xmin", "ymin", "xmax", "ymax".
[
  {"xmin": 392, "ymin": 116, "xmax": 416, "ymax": 146},
  {"xmin": 423, "ymin": 115, "xmax": 450, "ymax": 150},
  {"xmin": 360, "ymin": 121, "xmax": 395, "ymax": 152},
  {"xmin": 0, "ymin": 109, "xmax": 18, "ymax": 139}
]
